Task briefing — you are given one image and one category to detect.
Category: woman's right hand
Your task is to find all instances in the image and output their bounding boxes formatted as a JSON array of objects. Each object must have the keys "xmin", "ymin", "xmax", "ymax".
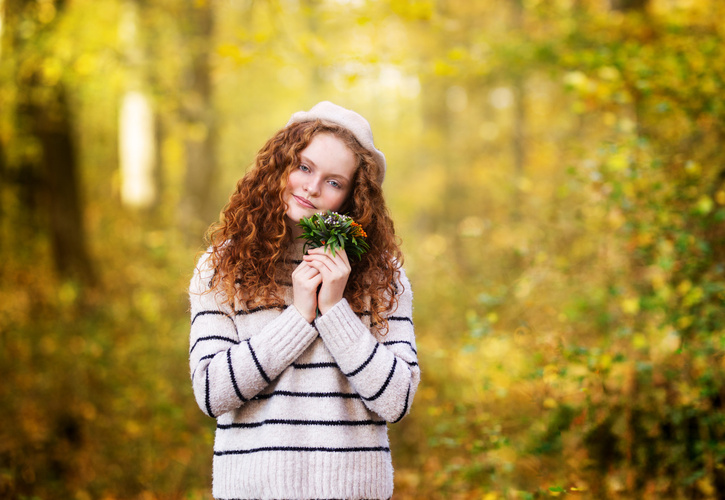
[{"xmin": 292, "ymin": 261, "xmax": 322, "ymax": 323}]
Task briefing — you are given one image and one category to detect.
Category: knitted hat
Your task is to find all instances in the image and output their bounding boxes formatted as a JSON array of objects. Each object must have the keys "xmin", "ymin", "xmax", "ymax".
[{"xmin": 286, "ymin": 101, "xmax": 386, "ymax": 185}]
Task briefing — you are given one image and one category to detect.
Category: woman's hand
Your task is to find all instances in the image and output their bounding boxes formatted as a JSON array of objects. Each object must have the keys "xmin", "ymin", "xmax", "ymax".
[
  {"xmin": 303, "ymin": 246, "xmax": 351, "ymax": 315},
  {"xmin": 292, "ymin": 261, "xmax": 322, "ymax": 323}
]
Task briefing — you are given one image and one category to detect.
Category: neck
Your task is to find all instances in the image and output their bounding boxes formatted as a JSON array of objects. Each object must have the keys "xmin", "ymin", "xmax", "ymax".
[{"xmin": 287, "ymin": 218, "xmax": 304, "ymax": 239}]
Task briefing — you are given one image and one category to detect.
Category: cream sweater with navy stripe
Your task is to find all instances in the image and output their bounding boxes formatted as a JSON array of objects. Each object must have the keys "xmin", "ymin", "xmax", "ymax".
[{"xmin": 189, "ymin": 243, "xmax": 420, "ymax": 500}]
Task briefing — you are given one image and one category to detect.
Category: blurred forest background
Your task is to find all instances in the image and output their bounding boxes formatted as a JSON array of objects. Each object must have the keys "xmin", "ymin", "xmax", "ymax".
[{"xmin": 2, "ymin": 0, "xmax": 725, "ymax": 498}]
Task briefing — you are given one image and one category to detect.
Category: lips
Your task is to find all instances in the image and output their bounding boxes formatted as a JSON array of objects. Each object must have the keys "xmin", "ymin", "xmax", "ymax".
[{"xmin": 294, "ymin": 195, "xmax": 316, "ymax": 209}]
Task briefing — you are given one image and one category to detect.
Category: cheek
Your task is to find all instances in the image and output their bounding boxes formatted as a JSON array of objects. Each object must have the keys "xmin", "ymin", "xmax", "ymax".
[
  {"xmin": 285, "ymin": 171, "xmax": 298, "ymax": 190},
  {"xmin": 284, "ymin": 171, "xmax": 304, "ymax": 198},
  {"xmin": 330, "ymin": 189, "xmax": 352, "ymax": 212}
]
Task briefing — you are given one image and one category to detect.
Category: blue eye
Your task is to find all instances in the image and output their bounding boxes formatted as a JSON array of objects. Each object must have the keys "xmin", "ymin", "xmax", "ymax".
[
  {"xmin": 328, "ymin": 180, "xmax": 342, "ymax": 189},
  {"xmin": 299, "ymin": 164, "xmax": 311, "ymax": 172}
]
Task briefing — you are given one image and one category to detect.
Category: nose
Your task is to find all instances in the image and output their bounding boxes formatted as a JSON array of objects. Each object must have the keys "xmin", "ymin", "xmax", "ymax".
[{"xmin": 304, "ymin": 176, "xmax": 321, "ymax": 196}]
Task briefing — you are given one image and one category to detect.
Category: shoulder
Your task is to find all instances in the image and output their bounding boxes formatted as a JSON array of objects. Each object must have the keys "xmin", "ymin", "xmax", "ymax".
[
  {"xmin": 189, "ymin": 246, "xmax": 237, "ymax": 314},
  {"xmin": 189, "ymin": 246, "xmax": 221, "ymax": 295}
]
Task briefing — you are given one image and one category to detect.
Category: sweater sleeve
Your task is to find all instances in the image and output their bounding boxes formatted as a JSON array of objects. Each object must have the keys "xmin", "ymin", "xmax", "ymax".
[
  {"xmin": 314, "ymin": 267, "xmax": 420, "ymax": 423},
  {"xmin": 189, "ymin": 251, "xmax": 319, "ymax": 418}
]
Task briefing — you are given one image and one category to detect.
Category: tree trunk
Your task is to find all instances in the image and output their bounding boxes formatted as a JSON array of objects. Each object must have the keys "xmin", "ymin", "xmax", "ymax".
[
  {"xmin": 28, "ymin": 86, "xmax": 96, "ymax": 285},
  {"xmin": 118, "ymin": 0, "xmax": 158, "ymax": 210},
  {"xmin": 179, "ymin": 0, "xmax": 218, "ymax": 239},
  {"xmin": 5, "ymin": 0, "xmax": 95, "ymax": 285},
  {"xmin": 611, "ymin": 0, "xmax": 649, "ymax": 12},
  {"xmin": 0, "ymin": 141, "xmax": 6, "ymax": 263}
]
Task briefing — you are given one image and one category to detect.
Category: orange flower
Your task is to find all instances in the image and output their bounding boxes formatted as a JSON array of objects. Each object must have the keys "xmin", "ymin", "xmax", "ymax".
[{"xmin": 351, "ymin": 222, "xmax": 367, "ymax": 238}]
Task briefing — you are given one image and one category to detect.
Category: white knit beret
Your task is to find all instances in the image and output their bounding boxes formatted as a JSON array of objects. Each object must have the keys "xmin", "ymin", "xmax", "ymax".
[{"xmin": 286, "ymin": 101, "xmax": 386, "ymax": 185}]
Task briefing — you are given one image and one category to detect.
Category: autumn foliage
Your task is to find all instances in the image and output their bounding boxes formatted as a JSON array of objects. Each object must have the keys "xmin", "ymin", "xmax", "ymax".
[{"xmin": 1, "ymin": 0, "xmax": 725, "ymax": 499}]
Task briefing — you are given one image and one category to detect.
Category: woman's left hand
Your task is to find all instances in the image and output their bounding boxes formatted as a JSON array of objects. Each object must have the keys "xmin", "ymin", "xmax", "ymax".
[{"xmin": 303, "ymin": 246, "xmax": 351, "ymax": 315}]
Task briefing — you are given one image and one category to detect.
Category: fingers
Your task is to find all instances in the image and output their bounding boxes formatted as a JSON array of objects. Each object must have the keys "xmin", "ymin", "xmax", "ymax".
[
  {"xmin": 292, "ymin": 262, "xmax": 323, "ymax": 292},
  {"xmin": 303, "ymin": 247, "xmax": 351, "ymax": 315},
  {"xmin": 307, "ymin": 246, "xmax": 350, "ymax": 265},
  {"xmin": 292, "ymin": 261, "xmax": 322, "ymax": 323},
  {"xmin": 304, "ymin": 247, "xmax": 350, "ymax": 276},
  {"xmin": 292, "ymin": 260, "xmax": 321, "ymax": 281}
]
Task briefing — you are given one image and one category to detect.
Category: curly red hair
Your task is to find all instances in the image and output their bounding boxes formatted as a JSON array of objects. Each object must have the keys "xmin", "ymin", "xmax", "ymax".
[{"xmin": 204, "ymin": 120, "xmax": 403, "ymax": 333}]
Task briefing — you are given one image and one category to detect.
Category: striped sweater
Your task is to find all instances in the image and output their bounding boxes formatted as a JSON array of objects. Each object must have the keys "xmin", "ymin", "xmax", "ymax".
[{"xmin": 189, "ymin": 242, "xmax": 420, "ymax": 500}]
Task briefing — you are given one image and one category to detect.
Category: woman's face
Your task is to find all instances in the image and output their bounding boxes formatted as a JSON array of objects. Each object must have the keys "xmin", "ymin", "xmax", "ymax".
[{"xmin": 284, "ymin": 132, "xmax": 358, "ymax": 237}]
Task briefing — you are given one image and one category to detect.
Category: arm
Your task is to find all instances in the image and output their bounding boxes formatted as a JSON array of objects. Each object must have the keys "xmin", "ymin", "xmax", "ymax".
[
  {"xmin": 189, "ymin": 251, "xmax": 318, "ymax": 418},
  {"xmin": 314, "ymin": 268, "xmax": 420, "ymax": 423}
]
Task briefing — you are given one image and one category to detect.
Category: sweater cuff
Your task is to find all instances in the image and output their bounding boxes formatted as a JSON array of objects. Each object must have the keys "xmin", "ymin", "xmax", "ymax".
[
  {"xmin": 314, "ymin": 299, "xmax": 368, "ymax": 353},
  {"xmin": 261, "ymin": 306, "xmax": 319, "ymax": 366}
]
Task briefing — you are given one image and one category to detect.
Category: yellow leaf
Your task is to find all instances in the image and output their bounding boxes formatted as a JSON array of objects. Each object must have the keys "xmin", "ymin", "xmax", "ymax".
[
  {"xmin": 74, "ymin": 54, "xmax": 95, "ymax": 76},
  {"xmin": 607, "ymin": 153, "xmax": 629, "ymax": 172},
  {"xmin": 683, "ymin": 286, "xmax": 704, "ymax": 307},
  {"xmin": 216, "ymin": 43, "xmax": 243, "ymax": 60},
  {"xmin": 598, "ymin": 66, "xmax": 620, "ymax": 81},
  {"xmin": 598, "ymin": 353, "xmax": 613, "ymax": 370},
  {"xmin": 621, "ymin": 298, "xmax": 640, "ymax": 315},
  {"xmin": 633, "ymin": 333, "xmax": 648, "ymax": 349},
  {"xmin": 678, "ymin": 316, "xmax": 693, "ymax": 329},
  {"xmin": 716, "ymin": 190, "xmax": 725, "ymax": 205},
  {"xmin": 448, "ymin": 47, "xmax": 467, "ymax": 60},
  {"xmin": 696, "ymin": 195, "xmax": 713, "ymax": 215},
  {"xmin": 698, "ymin": 478, "xmax": 715, "ymax": 497},
  {"xmin": 38, "ymin": 1, "xmax": 57, "ymax": 24},
  {"xmin": 564, "ymin": 71, "xmax": 589, "ymax": 90},
  {"xmin": 685, "ymin": 160, "xmax": 701, "ymax": 177},
  {"xmin": 42, "ymin": 58, "xmax": 63, "ymax": 86},
  {"xmin": 677, "ymin": 280, "xmax": 692, "ymax": 296},
  {"xmin": 544, "ymin": 364, "xmax": 559, "ymax": 383},
  {"xmin": 433, "ymin": 60, "xmax": 457, "ymax": 77},
  {"xmin": 637, "ymin": 232, "xmax": 653, "ymax": 247},
  {"xmin": 608, "ymin": 209, "xmax": 625, "ymax": 229}
]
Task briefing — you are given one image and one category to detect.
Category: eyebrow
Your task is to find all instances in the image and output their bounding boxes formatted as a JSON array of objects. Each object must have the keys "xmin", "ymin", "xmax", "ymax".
[{"xmin": 299, "ymin": 154, "xmax": 317, "ymax": 168}]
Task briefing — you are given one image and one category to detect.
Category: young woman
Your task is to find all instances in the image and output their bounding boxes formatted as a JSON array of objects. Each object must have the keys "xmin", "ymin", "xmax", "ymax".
[{"xmin": 189, "ymin": 101, "xmax": 420, "ymax": 500}]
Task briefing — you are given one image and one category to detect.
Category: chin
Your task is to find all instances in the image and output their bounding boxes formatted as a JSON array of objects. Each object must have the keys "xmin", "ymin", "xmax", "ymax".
[{"xmin": 286, "ymin": 208, "xmax": 310, "ymax": 224}]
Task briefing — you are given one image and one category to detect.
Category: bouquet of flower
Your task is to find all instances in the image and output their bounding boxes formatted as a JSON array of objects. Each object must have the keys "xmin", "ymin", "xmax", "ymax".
[{"xmin": 297, "ymin": 211, "xmax": 370, "ymax": 260}]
